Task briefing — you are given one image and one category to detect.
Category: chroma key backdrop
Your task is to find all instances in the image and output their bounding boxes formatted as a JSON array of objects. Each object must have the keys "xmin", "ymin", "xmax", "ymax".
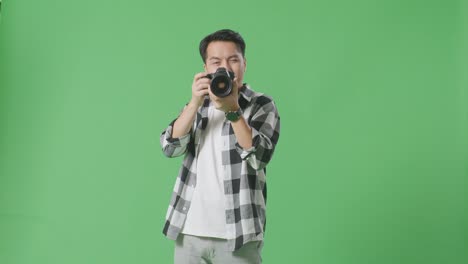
[{"xmin": 1, "ymin": 0, "xmax": 467, "ymax": 263}]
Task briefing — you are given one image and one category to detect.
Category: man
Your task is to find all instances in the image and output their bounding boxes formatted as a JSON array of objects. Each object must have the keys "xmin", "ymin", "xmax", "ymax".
[{"xmin": 160, "ymin": 29, "xmax": 280, "ymax": 264}]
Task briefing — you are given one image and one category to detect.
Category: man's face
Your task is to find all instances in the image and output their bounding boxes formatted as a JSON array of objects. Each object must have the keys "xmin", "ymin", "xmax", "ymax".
[{"xmin": 204, "ymin": 41, "xmax": 246, "ymax": 88}]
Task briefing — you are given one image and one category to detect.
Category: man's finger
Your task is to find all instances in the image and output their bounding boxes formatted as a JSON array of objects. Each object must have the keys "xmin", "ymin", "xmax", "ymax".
[{"xmin": 194, "ymin": 72, "xmax": 209, "ymax": 81}]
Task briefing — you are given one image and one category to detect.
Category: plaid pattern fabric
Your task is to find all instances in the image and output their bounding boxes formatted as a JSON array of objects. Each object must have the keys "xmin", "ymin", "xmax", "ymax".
[{"xmin": 160, "ymin": 84, "xmax": 280, "ymax": 251}]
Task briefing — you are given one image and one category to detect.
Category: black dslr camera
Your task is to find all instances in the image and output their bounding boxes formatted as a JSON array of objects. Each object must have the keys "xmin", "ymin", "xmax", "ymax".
[{"xmin": 204, "ymin": 67, "xmax": 235, "ymax": 97}]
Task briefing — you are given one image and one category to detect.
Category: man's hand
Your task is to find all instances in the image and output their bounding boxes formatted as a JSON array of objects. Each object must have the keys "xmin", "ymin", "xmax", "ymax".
[
  {"xmin": 190, "ymin": 72, "xmax": 211, "ymax": 108},
  {"xmin": 209, "ymin": 77, "xmax": 241, "ymax": 112}
]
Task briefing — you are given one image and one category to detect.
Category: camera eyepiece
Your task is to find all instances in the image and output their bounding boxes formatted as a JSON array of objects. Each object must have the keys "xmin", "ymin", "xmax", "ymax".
[{"xmin": 204, "ymin": 67, "xmax": 235, "ymax": 97}]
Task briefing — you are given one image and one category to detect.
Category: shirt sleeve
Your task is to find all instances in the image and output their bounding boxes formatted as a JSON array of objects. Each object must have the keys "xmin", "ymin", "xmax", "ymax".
[
  {"xmin": 235, "ymin": 96, "xmax": 281, "ymax": 170},
  {"xmin": 160, "ymin": 107, "xmax": 193, "ymax": 158}
]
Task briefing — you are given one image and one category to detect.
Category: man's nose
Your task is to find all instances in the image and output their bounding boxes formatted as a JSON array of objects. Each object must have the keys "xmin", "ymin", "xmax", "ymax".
[{"xmin": 220, "ymin": 60, "xmax": 232, "ymax": 71}]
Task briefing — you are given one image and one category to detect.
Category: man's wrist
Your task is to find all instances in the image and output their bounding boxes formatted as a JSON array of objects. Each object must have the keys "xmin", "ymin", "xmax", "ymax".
[
  {"xmin": 188, "ymin": 98, "xmax": 202, "ymax": 109},
  {"xmin": 225, "ymin": 108, "xmax": 243, "ymax": 122},
  {"xmin": 224, "ymin": 103, "xmax": 240, "ymax": 113}
]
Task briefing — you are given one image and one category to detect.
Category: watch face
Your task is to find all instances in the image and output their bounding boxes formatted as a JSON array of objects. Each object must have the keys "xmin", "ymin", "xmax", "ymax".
[{"xmin": 226, "ymin": 111, "xmax": 241, "ymax": 121}]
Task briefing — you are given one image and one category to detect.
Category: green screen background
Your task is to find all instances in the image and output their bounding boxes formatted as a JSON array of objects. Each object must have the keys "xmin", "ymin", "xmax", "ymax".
[{"xmin": 1, "ymin": 0, "xmax": 467, "ymax": 263}]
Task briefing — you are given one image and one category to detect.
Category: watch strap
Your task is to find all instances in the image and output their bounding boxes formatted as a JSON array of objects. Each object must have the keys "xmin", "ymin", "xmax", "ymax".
[{"xmin": 225, "ymin": 109, "xmax": 243, "ymax": 121}]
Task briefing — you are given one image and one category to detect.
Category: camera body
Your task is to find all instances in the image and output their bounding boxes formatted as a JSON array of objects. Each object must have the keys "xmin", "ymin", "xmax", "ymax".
[{"xmin": 205, "ymin": 67, "xmax": 235, "ymax": 97}]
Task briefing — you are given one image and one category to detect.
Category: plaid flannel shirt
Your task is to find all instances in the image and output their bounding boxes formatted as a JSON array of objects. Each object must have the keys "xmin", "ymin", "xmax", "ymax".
[{"xmin": 160, "ymin": 84, "xmax": 280, "ymax": 251}]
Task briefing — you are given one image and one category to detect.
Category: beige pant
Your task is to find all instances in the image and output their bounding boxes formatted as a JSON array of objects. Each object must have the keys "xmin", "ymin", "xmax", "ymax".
[{"xmin": 174, "ymin": 234, "xmax": 263, "ymax": 264}]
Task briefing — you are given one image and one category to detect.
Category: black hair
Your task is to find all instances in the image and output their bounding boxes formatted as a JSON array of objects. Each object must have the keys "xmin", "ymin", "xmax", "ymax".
[{"xmin": 199, "ymin": 29, "xmax": 246, "ymax": 63}]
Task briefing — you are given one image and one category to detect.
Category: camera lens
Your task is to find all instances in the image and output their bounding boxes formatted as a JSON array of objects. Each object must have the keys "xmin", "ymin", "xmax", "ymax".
[
  {"xmin": 209, "ymin": 68, "xmax": 235, "ymax": 97},
  {"xmin": 217, "ymin": 82, "xmax": 226, "ymax": 89}
]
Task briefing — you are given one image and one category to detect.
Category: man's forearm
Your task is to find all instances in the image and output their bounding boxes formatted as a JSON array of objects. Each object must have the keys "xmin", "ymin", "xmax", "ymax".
[
  {"xmin": 231, "ymin": 117, "xmax": 253, "ymax": 149},
  {"xmin": 172, "ymin": 102, "xmax": 199, "ymax": 138}
]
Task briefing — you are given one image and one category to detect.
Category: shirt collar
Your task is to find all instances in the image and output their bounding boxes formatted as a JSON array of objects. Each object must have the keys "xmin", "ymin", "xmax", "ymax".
[{"xmin": 239, "ymin": 83, "xmax": 254, "ymax": 102}]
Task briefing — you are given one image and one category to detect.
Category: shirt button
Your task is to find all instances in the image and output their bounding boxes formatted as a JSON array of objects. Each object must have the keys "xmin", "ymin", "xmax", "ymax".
[{"xmin": 183, "ymin": 207, "xmax": 187, "ymax": 211}]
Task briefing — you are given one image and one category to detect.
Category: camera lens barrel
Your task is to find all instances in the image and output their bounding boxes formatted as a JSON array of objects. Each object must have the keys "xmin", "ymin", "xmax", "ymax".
[{"xmin": 206, "ymin": 68, "xmax": 235, "ymax": 97}]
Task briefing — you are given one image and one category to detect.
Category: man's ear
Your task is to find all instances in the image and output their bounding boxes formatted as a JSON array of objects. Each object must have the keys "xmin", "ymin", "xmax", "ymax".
[
  {"xmin": 203, "ymin": 64, "xmax": 207, "ymax": 72},
  {"xmin": 243, "ymin": 57, "xmax": 247, "ymax": 72}
]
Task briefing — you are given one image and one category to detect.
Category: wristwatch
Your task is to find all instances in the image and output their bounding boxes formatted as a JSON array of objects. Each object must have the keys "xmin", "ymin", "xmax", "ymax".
[{"xmin": 225, "ymin": 108, "xmax": 243, "ymax": 122}]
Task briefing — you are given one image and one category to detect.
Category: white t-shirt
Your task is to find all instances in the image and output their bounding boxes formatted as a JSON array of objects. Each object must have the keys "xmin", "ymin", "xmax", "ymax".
[{"xmin": 181, "ymin": 106, "xmax": 227, "ymax": 238}]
